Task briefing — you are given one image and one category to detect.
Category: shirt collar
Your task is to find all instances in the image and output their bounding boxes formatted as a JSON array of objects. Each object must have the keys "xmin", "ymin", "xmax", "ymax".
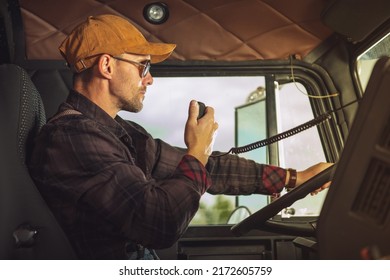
[{"xmin": 64, "ymin": 90, "xmax": 128, "ymax": 138}]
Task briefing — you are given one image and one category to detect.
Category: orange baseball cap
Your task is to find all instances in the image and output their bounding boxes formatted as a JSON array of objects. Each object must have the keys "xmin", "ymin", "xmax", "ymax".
[{"xmin": 59, "ymin": 14, "xmax": 176, "ymax": 73}]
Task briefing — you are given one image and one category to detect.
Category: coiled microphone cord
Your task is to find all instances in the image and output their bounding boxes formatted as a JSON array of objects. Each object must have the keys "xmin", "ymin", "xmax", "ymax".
[{"xmin": 211, "ymin": 99, "xmax": 359, "ymax": 157}]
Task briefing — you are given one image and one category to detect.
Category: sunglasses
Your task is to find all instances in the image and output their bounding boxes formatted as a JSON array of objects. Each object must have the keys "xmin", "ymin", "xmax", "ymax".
[{"xmin": 112, "ymin": 56, "xmax": 151, "ymax": 78}]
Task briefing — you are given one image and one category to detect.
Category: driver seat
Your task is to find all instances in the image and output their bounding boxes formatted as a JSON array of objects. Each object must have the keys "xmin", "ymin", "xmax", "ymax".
[{"xmin": 0, "ymin": 64, "xmax": 76, "ymax": 259}]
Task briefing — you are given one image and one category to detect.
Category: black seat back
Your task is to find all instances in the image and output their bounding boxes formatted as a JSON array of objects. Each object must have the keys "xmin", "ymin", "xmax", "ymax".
[{"xmin": 0, "ymin": 64, "xmax": 76, "ymax": 259}]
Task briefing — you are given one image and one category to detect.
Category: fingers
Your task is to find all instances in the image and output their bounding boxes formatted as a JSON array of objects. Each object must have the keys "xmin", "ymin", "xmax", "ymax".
[
  {"xmin": 297, "ymin": 162, "xmax": 334, "ymax": 186},
  {"xmin": 307, "ymin": 162, "xmax": 333, "ymax": 195},
  {"xmin": 310, "ymin": 181, "xmax": 331, "ymax": 195},
  {"xmin": 184, "ymin": 100, "xmax": 218, "ymax": 165},
  {"xmin": 213, "ymin": 121, "xmax": 219, "ymax": 131},
  {"xmin": 188, "ymin": 100, "xmax": 199, "ymax": 123},
  {"xmin": 296, "ymin": 162, "xmax": 334, "ymax": 195},
  {"xmin": 188, "ymin": 100, "xmax": 215, "ymax": 121}
]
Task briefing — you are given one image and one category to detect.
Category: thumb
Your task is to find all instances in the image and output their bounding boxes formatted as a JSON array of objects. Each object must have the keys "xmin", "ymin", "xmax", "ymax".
[{"xmin": 188, "ymin": 100, "xmax": 199, "ymax": 122}]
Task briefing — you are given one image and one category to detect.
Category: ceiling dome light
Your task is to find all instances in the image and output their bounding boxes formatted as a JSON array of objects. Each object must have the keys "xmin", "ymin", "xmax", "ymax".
[{"xmin": 143, "ymin": 2, "xmax": 169, "ymax": 24}]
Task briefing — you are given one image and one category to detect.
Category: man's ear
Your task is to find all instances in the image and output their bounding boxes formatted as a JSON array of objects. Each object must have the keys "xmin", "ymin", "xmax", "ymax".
[{"xmin": 97, "ymin": 54, "xmax": 114, "ymax": 79}]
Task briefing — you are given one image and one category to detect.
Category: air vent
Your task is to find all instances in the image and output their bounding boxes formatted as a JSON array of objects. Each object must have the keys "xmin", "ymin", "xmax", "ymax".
[{"xmin": 352, "ymin": 159, "xmax": 390, "ymax": 226}]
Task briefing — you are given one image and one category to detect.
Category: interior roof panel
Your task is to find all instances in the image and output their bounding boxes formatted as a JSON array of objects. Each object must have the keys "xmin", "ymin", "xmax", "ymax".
[{"xmin": 19, "ymin": 0, "xmax": 333, "ymax": 62}]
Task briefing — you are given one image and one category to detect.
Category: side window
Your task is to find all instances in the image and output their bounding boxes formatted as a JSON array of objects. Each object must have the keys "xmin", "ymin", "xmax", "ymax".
[
  {"xmin": 276, "ymin": 82, "xmax": 327, "ymax": 217},
  {"xmin": 357, "ymin": 32, "xmax": 390, "ymax": 91}
]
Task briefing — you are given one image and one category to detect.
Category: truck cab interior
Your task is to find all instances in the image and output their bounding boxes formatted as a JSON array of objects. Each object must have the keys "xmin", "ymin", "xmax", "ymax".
[{"xmin": 0, "ymin": 0, "xmax": 389, "ymax": 260}]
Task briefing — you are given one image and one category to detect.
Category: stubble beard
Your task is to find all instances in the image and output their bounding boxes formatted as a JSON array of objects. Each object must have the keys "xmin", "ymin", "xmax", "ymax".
[{"xmin": 122, "ymin": 92, "xmax": 144, "ymax": 113}]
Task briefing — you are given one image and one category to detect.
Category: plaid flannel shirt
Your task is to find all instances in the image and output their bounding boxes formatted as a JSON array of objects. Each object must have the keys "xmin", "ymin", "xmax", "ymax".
[{"xmin": 29, "ymin": 90, "xmax": 287, "ymax": 259}]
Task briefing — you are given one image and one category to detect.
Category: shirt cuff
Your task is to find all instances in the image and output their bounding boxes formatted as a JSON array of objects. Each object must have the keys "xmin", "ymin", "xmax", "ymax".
[
  {"xmin": 262, "ymin": 165, "xmax": 287, "ymax": 194},
  {"xmin": 176, "ymin": 155, "xmax": 212, "ymax": 194}
]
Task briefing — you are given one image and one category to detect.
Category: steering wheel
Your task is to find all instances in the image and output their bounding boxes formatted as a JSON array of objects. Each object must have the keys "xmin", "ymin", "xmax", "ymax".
[{"xmin": 230, "ymin": 164, "xmax": 336, "ymax": 237}]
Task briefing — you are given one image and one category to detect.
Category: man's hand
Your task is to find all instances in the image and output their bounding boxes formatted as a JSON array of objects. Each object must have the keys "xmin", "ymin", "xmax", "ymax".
[
  {"xmin": 296, "ymin": 162, "xmax": 334, "ymax": 195},
  {"xmin": 184, "ymin": 100, "xmax": 218, "ymax": 165}
]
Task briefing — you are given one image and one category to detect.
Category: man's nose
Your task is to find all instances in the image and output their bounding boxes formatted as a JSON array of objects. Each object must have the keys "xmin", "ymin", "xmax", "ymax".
[{"xmin": 143, "ymin": 72, "xmax": 153, "ymax": 86}]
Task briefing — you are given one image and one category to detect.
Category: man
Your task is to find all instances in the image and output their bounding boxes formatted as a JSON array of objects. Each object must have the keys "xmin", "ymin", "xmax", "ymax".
[{"xmin": 29, "ymin": 14, "xmax": 332, "ymax": 259}]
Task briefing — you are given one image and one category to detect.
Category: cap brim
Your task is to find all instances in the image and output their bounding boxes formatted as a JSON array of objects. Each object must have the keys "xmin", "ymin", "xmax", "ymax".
[{"xmin": 127, "ymin": 42, "xmax": 176, "ymax": 63}]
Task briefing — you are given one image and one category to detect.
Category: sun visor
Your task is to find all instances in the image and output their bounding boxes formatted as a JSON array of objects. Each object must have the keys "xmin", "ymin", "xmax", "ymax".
[{"xmin": 322, "ymin": 0, "xmax": 390, "ymax": 43}]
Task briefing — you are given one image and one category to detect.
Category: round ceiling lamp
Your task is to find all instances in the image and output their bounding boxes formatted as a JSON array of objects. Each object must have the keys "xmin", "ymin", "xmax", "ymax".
[{"xmin": 143, "ymin": 2, "xmax": 169, "ymax": 24}]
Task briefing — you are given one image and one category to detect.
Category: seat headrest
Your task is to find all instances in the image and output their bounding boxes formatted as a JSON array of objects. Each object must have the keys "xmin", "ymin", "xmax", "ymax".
[{"xmin": 0, "ymin": 64, "xmax": 46, "ymax": 164}]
